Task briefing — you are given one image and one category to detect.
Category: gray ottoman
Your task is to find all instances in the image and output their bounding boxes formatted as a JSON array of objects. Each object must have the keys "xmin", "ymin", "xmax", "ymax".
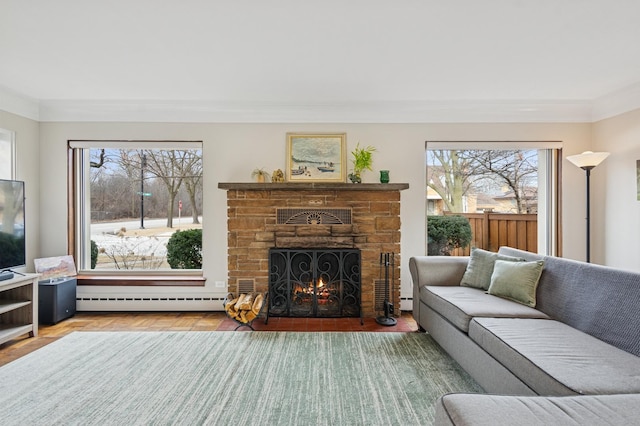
[{"xmin": 435, "ymin": 393, "xmax": 640, "ymax": 426}]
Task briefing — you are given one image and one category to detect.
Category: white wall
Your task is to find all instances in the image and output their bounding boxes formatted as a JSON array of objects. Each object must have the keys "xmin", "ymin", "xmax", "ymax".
[
  {"xmin": 593, "ymin": 107, "xmax": 640, "ymax": 271},
  {"xmin": 36, "ymin": 121, "xmax": 596, "ymax": 308},
  {"xmin": 0, "ymin": 110, "xmax": 40, "ymax": 273}
]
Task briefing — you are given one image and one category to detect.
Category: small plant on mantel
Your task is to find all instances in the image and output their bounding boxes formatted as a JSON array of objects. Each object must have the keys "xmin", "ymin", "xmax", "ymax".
[
  {"xmin": 349, "ymin": 143, "xmax": 376, "ymax": 183},
  {"xmin": 251, "ymin": 168, "xmax": 271, "ymax": 183}
]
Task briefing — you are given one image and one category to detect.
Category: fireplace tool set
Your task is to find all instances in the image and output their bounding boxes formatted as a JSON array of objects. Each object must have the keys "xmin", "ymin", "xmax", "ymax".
[{"xmin": 376, "ymin": 252, "xmax": 397, "ymax": 326}]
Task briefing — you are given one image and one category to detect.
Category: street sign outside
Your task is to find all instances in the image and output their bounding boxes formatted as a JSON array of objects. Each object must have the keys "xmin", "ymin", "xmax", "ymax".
[{"xmin": 136, "ymin": 192, "xmax": 152, "ymax": 196}]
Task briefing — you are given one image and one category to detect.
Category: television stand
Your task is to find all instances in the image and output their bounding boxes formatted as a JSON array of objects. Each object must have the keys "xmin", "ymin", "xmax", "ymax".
[{"xmin": 0, "ymin": 273, "xmax": 39, "ymax": 345}]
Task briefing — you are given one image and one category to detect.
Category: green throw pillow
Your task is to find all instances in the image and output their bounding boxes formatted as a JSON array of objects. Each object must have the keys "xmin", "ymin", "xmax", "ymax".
[
  {"xmin": 488, "ymin": 259, "xmax": 545, "ymax": 307},
  {"xmin": 460, "ymin": 248, "xmax": 524, "ymax": 290}
]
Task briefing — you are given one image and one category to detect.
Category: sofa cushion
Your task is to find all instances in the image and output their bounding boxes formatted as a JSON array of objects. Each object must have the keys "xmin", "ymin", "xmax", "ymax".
[
  {"xmin": 423, "ymin": 286, "xmax": 549, "ymax": 333},
  {"xmin": 469, "ymin": 317, "xmax": 640, "ymax": 395},
  {"xmin": 488, "ymin": 260, "xmax": 544, "ymax": 307},
  {"xmin": 498, "ymin": 247, "xmax": 640, "ymax": 357},
  {"xmin": 435, "ymin": 393, "xmax": 640, "ymax": 426},
  {"xmin": 460, "ymin": 248, "xmax": 523, "ymax": 290}
]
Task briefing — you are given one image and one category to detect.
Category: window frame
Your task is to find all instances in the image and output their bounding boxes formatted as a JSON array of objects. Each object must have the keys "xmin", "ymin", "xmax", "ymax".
[
  {"xmin": 425, "ymin": 141, "xmax": 562, "ymax": 257},
  {"xmin": 68, "ymin": 140, "xmax": 205, "ymax": 286},
  {"xmin": 0, "ymin": 128, "xmax": 16, "ymax": 179}
]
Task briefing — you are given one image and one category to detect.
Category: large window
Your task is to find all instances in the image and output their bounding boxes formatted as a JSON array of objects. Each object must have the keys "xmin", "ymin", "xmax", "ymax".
[
  {"xmin": 70, "ymin": 141, "xmax": 203, "ymax": 277},
  {"xmin": 426, "ymin": 142, "xmax": 561, "ymax": 256}
]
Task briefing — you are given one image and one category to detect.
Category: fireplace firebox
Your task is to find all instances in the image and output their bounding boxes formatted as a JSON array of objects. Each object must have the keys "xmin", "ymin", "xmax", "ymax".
[{"xmin": 266, "ymin": 248, "xmax": 361, "ymax": 322}]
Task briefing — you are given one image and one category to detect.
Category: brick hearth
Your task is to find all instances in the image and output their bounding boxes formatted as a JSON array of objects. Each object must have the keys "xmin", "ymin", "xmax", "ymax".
[{"xmin": 218, "ymin": 182, "xmax": 409, "ymax": 317}]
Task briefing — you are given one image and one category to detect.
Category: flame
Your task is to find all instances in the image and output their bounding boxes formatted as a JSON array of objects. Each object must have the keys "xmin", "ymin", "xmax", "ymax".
[{"xmin": 293, "ymin": 278, "xmax": 330, "ymax": 296}]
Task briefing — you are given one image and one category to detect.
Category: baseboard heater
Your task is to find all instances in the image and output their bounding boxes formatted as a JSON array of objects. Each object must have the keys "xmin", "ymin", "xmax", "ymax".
[
  {"xmin": 78, "ymin": 297, "xmax": 225, "ymax": 302},
  {"xmin": 76, "ymin": 297, "xmax": 227, "ymax": 311}
]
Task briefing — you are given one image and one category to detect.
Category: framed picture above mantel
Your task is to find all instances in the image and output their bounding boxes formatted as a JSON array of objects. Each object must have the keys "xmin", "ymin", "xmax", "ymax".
[{"xmin": 286, "ymin": 133, "xmax": 346, "ymax": 182}]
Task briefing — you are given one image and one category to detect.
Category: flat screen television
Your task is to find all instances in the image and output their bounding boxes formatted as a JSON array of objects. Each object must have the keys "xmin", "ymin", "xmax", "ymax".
[{"xmin": 0, "ymin": 179, "xmax": 26, "ymax": 271}]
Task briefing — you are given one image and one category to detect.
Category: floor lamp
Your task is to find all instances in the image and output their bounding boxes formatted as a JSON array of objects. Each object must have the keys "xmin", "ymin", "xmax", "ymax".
[{"xmin": 566, "ymin": 151, "xmax": 610, "ymax": 263}]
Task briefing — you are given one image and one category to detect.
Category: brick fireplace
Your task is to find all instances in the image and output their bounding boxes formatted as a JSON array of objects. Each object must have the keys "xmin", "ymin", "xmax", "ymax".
[{"xmin": 218, "ymin": 182, "xmax": 409, "ymax": 317}]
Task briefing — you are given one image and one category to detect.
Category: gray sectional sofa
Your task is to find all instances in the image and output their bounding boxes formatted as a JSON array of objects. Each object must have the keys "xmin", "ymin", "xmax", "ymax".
[{"xmin": 410, "ymin": 246, "xmax": 640, "ymax": 425}]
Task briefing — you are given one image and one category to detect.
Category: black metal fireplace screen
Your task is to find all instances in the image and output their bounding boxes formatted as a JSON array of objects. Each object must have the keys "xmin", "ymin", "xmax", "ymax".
[{"xmin": 266, "ymin": 248, "xmax": 361, "ymax": 322}]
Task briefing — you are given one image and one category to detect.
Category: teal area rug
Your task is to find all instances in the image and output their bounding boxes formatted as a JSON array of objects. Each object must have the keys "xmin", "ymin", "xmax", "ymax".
[{"xmin": 0, "ymin": 332, "xmax": 482, "ymax": 425}]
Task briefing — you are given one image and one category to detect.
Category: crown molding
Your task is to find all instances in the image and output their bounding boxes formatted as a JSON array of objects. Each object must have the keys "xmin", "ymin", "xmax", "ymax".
[
  {"xmin": 0, "ymin": 86, "xmax": 39, "ymax": 121},
  {"xmin": 36, "ymin": 99, "xmax": 594, "ymax": 123},
  {"xmin": 1, "ymin": 88, "xmax": 639, "ymax": 124},
  {"xmin": 591, "ymin": 81, "xmax": 640, "ymax": 122}
]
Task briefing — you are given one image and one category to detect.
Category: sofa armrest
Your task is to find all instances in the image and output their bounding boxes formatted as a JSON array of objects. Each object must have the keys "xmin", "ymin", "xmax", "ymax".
[
  {"xmin": 409, "ymin": 256, "xmax": 469, "ymax": 288},
  {"xmin": 410, "ymin": 256, "xmax": 469, "ymax": 324}
]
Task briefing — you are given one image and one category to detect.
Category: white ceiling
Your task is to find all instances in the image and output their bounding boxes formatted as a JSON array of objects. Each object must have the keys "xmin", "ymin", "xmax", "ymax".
[{"xmin": 2, "ymin": 0, "xmax": 640, "ymax": 122}]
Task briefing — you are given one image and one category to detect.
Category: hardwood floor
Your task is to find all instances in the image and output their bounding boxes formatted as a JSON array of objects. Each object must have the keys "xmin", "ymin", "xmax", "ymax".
[{"xmin": 0, "ymin": 311, "xmax": 418, "ymax": 367}]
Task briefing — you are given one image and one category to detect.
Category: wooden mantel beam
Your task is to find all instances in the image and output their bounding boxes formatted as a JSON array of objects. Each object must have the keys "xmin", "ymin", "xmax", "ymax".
[{"xmin": 218, "ymin": 182, "xmax": 409, "ymax": 191}]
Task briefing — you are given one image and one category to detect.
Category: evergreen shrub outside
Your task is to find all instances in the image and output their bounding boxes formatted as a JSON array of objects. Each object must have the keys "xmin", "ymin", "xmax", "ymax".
[
  {"xmin": 427, "ymin": 215, "xmax": 472, "ymax": 256},
  {"xmin": 90, "ymin": 240, "xmax": 98, "ymax": 269},
  {"xmin": 166, "ymin": 229, "xmax": 203, "ymax": 269}
]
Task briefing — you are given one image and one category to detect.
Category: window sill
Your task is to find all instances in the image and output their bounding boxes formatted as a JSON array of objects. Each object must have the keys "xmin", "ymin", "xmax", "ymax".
[{"xmin": 77, "ymin": 275, "xmax": 206, "ymax": 287}]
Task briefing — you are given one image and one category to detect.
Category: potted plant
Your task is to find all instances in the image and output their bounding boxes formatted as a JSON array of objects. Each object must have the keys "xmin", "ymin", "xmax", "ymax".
[
  {"xmin": 348, "ymin": 143, "xmax": 376, "ymax": 183},
  {"xmin": 251, "ymin": 168, "xmax": 271, "ymax": 183}
]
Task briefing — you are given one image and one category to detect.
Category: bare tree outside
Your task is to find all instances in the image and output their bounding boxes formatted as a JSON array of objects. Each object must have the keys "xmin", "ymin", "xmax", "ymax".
[
  {"xmin": 426, "ymin": 150, "xmax": 476, "ymax": 213},
  {"xmin": 426, "ymin": 148, "xmax": 540, "ymax": 255},
  {"xmin": 140, "ymin": 150, "xmax": 184, "ymax": 228},
  {"xmin": 427, "ymin": 149, "xmax": 538, "ymax": 214},
  {"xmin": 461, "ymin": 150, "xmax": 538, "ymax": 214},
  {"xmin": 90, "ymin": 149, "xmax": 139, "ymax": 221},
  {"xmin": 88, "ymin": 147, "xmax": 203, "ymax": 270},
  {"xmin": 182, "ymin": 150, "xmax": 203, "ymax": 225}
]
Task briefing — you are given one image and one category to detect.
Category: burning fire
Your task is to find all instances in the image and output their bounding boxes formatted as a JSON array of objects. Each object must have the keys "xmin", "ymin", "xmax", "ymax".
[{"xmin": 294, "ymin": 277, "xmax": 330, "ymax": 298}]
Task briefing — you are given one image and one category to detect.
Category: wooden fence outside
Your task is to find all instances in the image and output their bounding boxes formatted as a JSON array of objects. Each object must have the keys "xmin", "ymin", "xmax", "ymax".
[{"xmin": 443, "ymin": 211, "xmax": 538, "ymax": 256}]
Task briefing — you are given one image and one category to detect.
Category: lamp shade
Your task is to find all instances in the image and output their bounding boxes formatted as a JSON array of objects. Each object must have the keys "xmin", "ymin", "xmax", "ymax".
[{"xmin": 566, "ymin": 151, "xmax": 610, "ymax": 169}]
